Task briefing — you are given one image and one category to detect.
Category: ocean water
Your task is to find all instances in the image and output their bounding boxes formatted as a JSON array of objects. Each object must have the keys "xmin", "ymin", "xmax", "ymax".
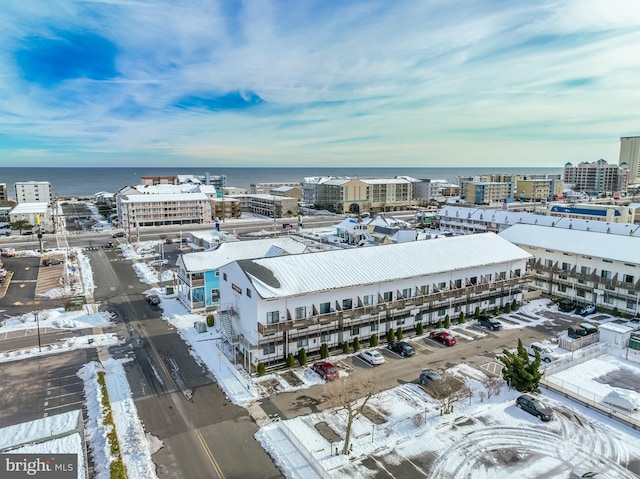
[{"xmin": 0, "ymin": 167, "xmax": 563, "ymax": 198}]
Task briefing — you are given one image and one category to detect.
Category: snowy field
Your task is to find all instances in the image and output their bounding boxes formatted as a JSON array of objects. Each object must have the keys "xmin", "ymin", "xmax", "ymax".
[{"xmin": 257, "ymin": 362, "xmax": 640, "ymax": 479}]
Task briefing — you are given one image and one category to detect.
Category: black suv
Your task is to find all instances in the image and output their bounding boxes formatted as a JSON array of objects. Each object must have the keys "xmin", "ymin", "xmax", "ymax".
[
  {"xmin": 558, "ymin": 299, "xmax": 577, "ymax": 312},
  {"xmin": 387, "ymin": 341, "xmax": 415, "ymax": 357},
  {"xmin": 478, "ymin": 315, "xmax": 502, "ymax": 331},
  {"xmin": 515, "ymin": 394, "xmax": 553, "ymax": 421},
  {"xmin": 42, "ymin": 258, "xmax": 62, "ymax": 266}
]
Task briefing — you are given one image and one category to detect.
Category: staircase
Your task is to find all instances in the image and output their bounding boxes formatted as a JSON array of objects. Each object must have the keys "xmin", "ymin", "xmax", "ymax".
[{"xmin": 219, "ymin": 310, "xmax": 239, "ymax": 344}]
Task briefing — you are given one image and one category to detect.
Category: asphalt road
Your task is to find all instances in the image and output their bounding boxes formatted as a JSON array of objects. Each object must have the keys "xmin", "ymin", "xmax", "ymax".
[{"xmin": 88, "ymin": 246, "xmax": 282, "ymax": 479}]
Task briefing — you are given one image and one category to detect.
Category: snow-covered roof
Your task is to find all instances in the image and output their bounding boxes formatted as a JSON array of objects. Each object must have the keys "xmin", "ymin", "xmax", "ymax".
[
  {"xmin": 121, "ymin": 192, "xmax": 210, "ymax": 203},
  {"xmin": 238, "ymin": 233, "xmax": 531, "ymax": 299},
  {"xmin": 179, "ymin": 237, "xmax": 309, "ymax": 272},
  {"xmin": 599, "ymin": 322, "xmax": 634, "ymax": 334},
  {"xmin": 499, "ymin": 224, "xmax": 640, "ymax": 264},
  {"xmin": 361, "ymin": 178, "xmax": 411, "ymax": 185},
  {"xmin": 0, "ymin": 410, "xmax": 82, "ymax": 450},
  {"xmin": 11, "ymin": 202, "xmax": 48, "ymax": 214}
]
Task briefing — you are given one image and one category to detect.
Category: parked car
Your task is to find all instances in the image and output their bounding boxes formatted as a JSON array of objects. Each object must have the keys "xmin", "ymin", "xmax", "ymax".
[
  {"xmin": 579, "ymin": 322, "xmax": 598, "ymax": 335},
  {"xmin": 429, "ymin": 331, "xmax": 457, "ymax": 347},
  {"xmin": 576, "ymin": 304, "xmax": 596, "ymax": 316},
  {"xmin": 112, "ymin": 231, "xmax": 125, "ymax": 238},
  {"xmin": 1, "ymin": 248, "xmax": 16, "ymax": 257},
  {"xmin": 387, "ymin": 341, "xmax": 415, "ymax": 357},
  {"xmin": 558, "ymin": 299, "xmax": 577, "ymax": 312},
  {"xmin": 104, "ymin": 241, "xmax": 115, "ymax": 248},
  {"xmin": 149, "ymin": 259, "xmax": 169, "ymax": 267},
  {"xmin": 570, "ymin": 471, "xmax": 612, "ymax": 479},
  {"xmin": 525, "ymin": 342, "xmax": 559, "ymax": 363},
  {"xmin": 359, "ymin": 350, "xmax": 385, "ymax": 365},
  {"xmin": 146, "ymin": 294, "xmax": 161, "ymax": 306},
  {"xmin": 419, "ymin": 368, "xmax": 443, "ymax": 385},
  {"xmin": 42, "ymin": 258, "xmax": 62, "ymax": 266},
  {"xmin": 312, "ymin": 361, "xmax": 339, "ymax": 380},
  {"xmin": 515, "ymin": 394, "xmax": 553, "ymax": 421},
  {"xmin": 477, "ymin": 315, "xmax": 502, "ymax": 331}
]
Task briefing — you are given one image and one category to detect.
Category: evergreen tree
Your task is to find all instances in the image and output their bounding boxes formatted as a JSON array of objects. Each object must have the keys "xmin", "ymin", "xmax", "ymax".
[
  {"xmin": 257, "ymin": 363, "xmax": 266, "ymax": 376},
  {"xmin": 297, "ymin": 348, "xmax": 307, "ymax": 366},
  {"xmin": 353, "ymin": 336, "xmax": 360, "ymax": 352},
  {"xmin": 386, "ymin": 328, "xmax": 396, "ymax": 344},
  {"xmin": 396, "ymin": 327, "xmax": 403, "ymax": 340},
  {"xmin": 436, "ymin": 319, "xmax": 443, "ymax": 329},
  {"xmin": 286, "ymin": 352, "xmax": 295, "ymax": 367},
  {"xmin": 474, "ymin": 307, "xmax": 481, "ymax": 319},
  {"xmin": 369, "ymin": 334, "xmax": 379, "ymax": 347},
  {"xmin": 444, "ymin": 315, "xmax": 451, "ymax": 329},
  {"xmin": 458, "ymin": 311, "xmax": 465, "ymax": 324},
  {"xmin": 497, "ymin": 339, "xmax": 542, "ymax": 392},
  {"xmin": 511, "ymin": 299, "xmax": 518, "ymax": 311},
  {"xmin": 320, "ymin": 343, "xmax": 329, "ymax": 359},
  {"xmin": 343, "ymin": 341, "xmax": 350, "ymax": 354},
  {"xmin": 504, "ymin": 302, "xmax": 511, "ymax": 314},
  {"xmin": 416, "ymin": 322, "xmax": 424, "ymax": 336}
]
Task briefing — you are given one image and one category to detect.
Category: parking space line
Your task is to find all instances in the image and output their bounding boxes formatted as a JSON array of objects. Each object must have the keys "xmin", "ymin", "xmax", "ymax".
[
  {"xmin": 44, "ymin": 400, "xmax": 84, "ymax": 412},
  {"xmin": 47, "ymin": 391, "xmax": 82, "ymax": 400}
]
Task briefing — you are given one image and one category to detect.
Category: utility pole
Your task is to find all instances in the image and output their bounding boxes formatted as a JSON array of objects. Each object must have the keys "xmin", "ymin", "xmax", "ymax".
[{"xmin": 35, "ymin": 311, "xmax": 42, "ymax": 352}]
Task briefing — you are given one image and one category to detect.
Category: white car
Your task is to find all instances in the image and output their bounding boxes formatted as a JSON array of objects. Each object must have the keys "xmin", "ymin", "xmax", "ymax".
[
  {"xmin": 360, "ymin": 350, "xmax": 385, "ymax": 365},
  {"xmin": 525, "ymin": 342, "xmax": 560, "ymax": 363},
  {"xmin": 149, "ymin": 259, "xmax": 169, "ymax": 267}
]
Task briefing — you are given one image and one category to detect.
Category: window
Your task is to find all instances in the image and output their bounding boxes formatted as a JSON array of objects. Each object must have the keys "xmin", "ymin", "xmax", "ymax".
[
  {"xmin": 606, "ymin": 285, "xmax": 615, "ymax": 291},
  {"xmin": 223, "ymin": 273, "xmax": 227, "ymax": 281},
  {"xmin": 266, "ymin": 311, "xmax": 279, "ymax": 324},
  {"xmin": 489, "ymin": 297, "xmax": 496, "ymax": 305},
  {"xmin": 544, "ymin": 259, "xmax": 553, "ymax": 267},
  {"xmin": 454, "ymin": 279, "xmax": 462, "ymax": 288},
  {"xmin": 624, "ymin": 274, "xmax": 634, "ymax": 284},
  {"xmin": 383, "ymin": 291, "xmax": 393, "ymax": 302},
  {"xmin": 535, "ymin": 279, "xmax": 544, "ymax": 287},
  {"xmin": 262, "ymin": 344, "xmax": 275, "ymax": 355},
  {"xmin": 363, "ymin": 294, "xmax": 373, "ymax": 306},
  {"xmin": 297, "ymin": 338, "xmax": 309, "ymax": 348},
  {"xmin": 627, "ymin": 300, "xmax": 636, "ymax": 311},
  {"xmin": 514, "ymin": 269, "xmax": 521, "ymax": 277},
  {"xmin": 438, "ymin": 308, "xmax": 446, "ymax": 317},
  {"xmin": 211, "ymin": 289, "xmax": 220, "ymax": 303},
  {"xmin": 558, "ymin": 284, "xmax": 567, "ymax": 293},
  {"xmin": 601, "ymin": 270, "xmax": 612, "ymax": 280},
  {"xmin": 416, "ymin": 313, "xmax": 423, "ymax": 322},
  {"xmin": 420, "ymin": 285, "xmax": 429, "ymax": 295},
  {"xmin": 470, "ymin": 276, "xmax": 477, "ymax": 285},
  {"xmin": 397, "ymin": 318, "xmax": 405, "ymax": 326},
  {"xmin": 295, "ymin": 306, "xmax": 307, "ymax": 320},
  {"xmin": 321, "ymin": 333, "xmax": 331, "ymax": 342},
  {"xmin": 371, "ymin": 322, "xmax": 379, "ymax": 332},
  {"xmin": 342, "ymin": 298, "xmax": 353, "ymax": 310},
  {"xmin": 215, "ymin": 271, "xmax": 220, "ymax": 277},
  {"xmin": 577, "ymin": 289, "xmax": 586, "ymax": 298},
  {"xmin": 246, "ymin": 289, "xmax": 252, "ymax": 298},
  {"xmin": 437, "ymin": 282, "xmax": 446, "ymax": 290},
  {"xmin": 580, "ymin": 266, "xmax": 591, "ymax": 275},
  {"xmin": 319, "ymin": 302, "xmax": 331, "ymax": 314},
  {"xmin": 402, "ymin": 288, "xmax": 411, "ymax": 298},
  {"xmin": 629, "ymin": 289, "xmax": 637, "ymax": 296},
  {"xmin": 603, "ymin": 294, "xmax": 614, "ymax": 305},
  {"xmin": 484, "ymin": 273, "xmax": 492, "ymax": 282},
  {"xmin": 352, "ymin": 327, "xmax": 360, "ymax": 335}
]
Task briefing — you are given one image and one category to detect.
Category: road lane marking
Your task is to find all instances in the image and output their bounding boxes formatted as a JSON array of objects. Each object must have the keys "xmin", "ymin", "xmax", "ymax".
[{"xmin": 195, "ymin": 429, "xmax": 225, "ymax": 479}]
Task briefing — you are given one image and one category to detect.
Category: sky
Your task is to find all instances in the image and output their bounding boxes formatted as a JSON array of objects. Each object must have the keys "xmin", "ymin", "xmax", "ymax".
[{"xmin": 2, "ymin": 0, "xmax": 640, "ymax": 168}]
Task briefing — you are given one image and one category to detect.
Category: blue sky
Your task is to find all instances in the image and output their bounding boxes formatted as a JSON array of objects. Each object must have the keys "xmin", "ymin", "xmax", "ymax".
[{"xmin": 2, "ymin": 0, "xmax": 640, "ymax": 168}]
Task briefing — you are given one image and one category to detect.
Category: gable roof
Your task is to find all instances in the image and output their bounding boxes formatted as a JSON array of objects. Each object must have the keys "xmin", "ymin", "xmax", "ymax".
[{"xmin": 235, "ymin": 233, "xmax": 531, "ymax": 299}]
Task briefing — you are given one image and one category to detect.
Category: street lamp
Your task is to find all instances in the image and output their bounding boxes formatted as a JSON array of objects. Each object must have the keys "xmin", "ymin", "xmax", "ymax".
[{"xmin": 34, "ymin": 311, "xmax": 42, "ymax": 352}]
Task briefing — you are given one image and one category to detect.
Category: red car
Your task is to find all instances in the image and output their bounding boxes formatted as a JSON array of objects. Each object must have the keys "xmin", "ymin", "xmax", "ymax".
[
  {"xmin": 312, "ymin": 361, "xmax": 339, "ymax": 381},
  {"xmin": 429, "ymin": 331, "xmax": 457, "ymax": 347}
]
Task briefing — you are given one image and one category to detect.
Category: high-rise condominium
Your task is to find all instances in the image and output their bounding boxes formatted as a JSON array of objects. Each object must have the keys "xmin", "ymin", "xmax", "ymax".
[{"xmin": 619, "ymin": 136, "xmax": 640, "ymax": 182}]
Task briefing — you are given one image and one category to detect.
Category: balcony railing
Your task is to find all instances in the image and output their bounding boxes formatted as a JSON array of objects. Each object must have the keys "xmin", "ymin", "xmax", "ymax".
[
  {"xmin": 256, "ymin": 274, "xmax": 529, "ymax": 335},
  {"xmin": 529, "ymin": 260, "xmax": 640, "ymax": 292}
]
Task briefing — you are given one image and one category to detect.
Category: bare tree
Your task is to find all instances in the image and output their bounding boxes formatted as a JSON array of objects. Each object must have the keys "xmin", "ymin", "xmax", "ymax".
[
  {"xmin": 325, "ymin": 373, "xmax": 377, "ymax": 455},
  {"xmin": 482, "ymin": 376, "xmax": 503, "ymax": 399},
  {"xmin": 423, "ymin": 375, "xmax": 472, "ymax": 414}
]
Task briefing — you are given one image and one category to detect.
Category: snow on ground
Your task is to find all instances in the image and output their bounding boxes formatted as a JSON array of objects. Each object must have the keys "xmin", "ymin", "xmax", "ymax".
[
  {"xmin": 1, "ymin": 309, "xmax": 115, "ymax": 332},
  {"xmin": 0, "ymin": 333, "xmax": 122, "ymax": 363},
  {"xmin": 256, "ymin": 361, "xmax": 640, "ymax": 479}
]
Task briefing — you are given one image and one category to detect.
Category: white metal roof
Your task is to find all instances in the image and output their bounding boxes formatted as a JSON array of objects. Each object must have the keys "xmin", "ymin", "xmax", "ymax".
[
  {"xmin": 498, "ymin": 223, "xmax": 640, "ymax": 264},
  {"xmin": 179, "ymin": 237, "xmax": 309, "ymax": 272},
  {"xmin": 121, "ymin": 192, "xmax": 209, "ymax": 203},
  {"xmin": 11, "ymin": 202, "xmax": 48, "ymax": 214},
  {"xmin": 240, "ymin": 233, "xmax": 531, "ymax": 299}
]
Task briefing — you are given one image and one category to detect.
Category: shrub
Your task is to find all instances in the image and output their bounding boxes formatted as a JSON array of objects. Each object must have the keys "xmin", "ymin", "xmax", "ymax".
[
  {"xmin": 353, "ymin": 337, "xmax": 360, "ymax": 352},
  {"xmin": 504, "ymin": 302, "xmax": 511, "ymax": 314},
  {"xmin": 492, "ymin": 307, "xmax": 499, "ymax": 316},
  {"xmin": 206, "ymin": 314, "xmax": 215, "ymax": 327},
  {"xmin": 416, "ymin": 322, "xmax": 424, "ymax": 336},
  {"xmin": 369, "ymin": 334, "xmax": 379, "ymax": 347},
  {"xmin": 612, "ymin": 307, "xmax": 620, "ymax": 317},
  {"xmin": 386, "ymin": 329, "xmax": 396, "ymax": 344},
  {"xmin": 458, "ymin": 312, "xmax": 465, "ymax": 324},
  {"xmin": 396, "ymin": 328, "xmax": 403, "ymax": 340},
  {"xmin": 436, "ymin": 320, "xmax": 443, "ymax": 329},
  {"xmin": 443, "ymin": 315, "xmax": 451, "ymax": 329},
  {"xmin": 511, "ymin": 299, "xmax": 518, "ymax": 311},
  {"xmin": 257, "ymin": 363, "xmax": 266, "ymax": 376},
  {"xmin": 110, "ymin": 460, "xmax": 127, "ymax": 479},
  {"xmin": 297, "ymin": 348, "xmax": 307, "ymax": 366},
  {"xmin": 320, "ymin": 343, "xmax": 329, "ymax": 359},
  {"xmin": 342, "ymin": 341, "xmax": 350, "ymax": 354},
  {"xmin": 286, "ymin": 353, "xmax": 295, "ymax": 368},
  {"xmin": 474, "ymin": 307, "xmax": 481, "ymax": 319}
]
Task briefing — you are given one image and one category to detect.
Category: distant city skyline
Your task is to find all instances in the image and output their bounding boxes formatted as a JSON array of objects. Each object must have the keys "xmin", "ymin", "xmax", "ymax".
[{"xmin": 2, "ymin": 1, "xmax": 640, "ymax": 168}]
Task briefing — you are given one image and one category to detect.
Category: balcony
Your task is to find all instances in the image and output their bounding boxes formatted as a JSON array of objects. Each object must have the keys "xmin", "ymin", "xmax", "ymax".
[{"xmin": 529, "ymin": 260, "xmax": 640, "ymax": 292}]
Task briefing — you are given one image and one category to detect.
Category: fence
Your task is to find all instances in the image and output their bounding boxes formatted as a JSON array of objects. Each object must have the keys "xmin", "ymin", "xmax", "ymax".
[
  {"xmin": 542, "ymin": 342, "xmax": 609, "ymax": 376},
  {"xmin": 279, "ymin": 422, "xmax": 333, "ymax": 479}
]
